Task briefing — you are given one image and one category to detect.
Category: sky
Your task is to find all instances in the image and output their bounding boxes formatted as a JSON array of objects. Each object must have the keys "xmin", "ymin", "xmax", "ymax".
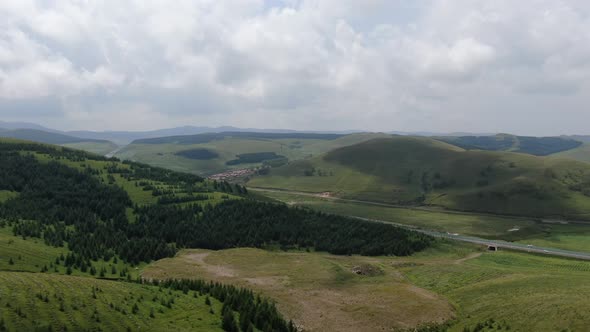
[{"xmin": 1, "ymin": 0, "xmax": 590, "ymax": 135}]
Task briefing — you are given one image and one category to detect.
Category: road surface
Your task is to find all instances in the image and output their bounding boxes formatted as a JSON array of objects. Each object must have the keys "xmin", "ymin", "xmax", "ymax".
[
  {"xmin": 105, "ymin": 145, "xmax": 126, "ymax": 158},
  {"xmin": 250, "ymin": 187, "xmax": 590, "ymax": 261},
  {"xmin": 357, "ymin": 215, "xmax": 590, "ymax": 261}
]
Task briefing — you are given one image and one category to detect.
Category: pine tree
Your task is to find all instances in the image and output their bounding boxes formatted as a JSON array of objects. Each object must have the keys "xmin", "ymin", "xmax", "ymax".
[
  {"xmin": 239, "ymin": 309, "xmax": 251, "ymax": 331},
  {"xmin": 222, "ymin": 310, "xmax": 239, "ymax": 332},
  {"xmin": 8, "ymin": 257, "xmax": 14, "ymax": 265},
  {"xmin": 245, "ymin": 323, "xmax": 254, "ymax": 332}
]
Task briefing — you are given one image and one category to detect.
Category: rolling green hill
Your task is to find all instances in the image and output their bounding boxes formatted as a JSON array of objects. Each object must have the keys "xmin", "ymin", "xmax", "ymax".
[
  {"xmin": 61, "ymin": 141, "xmax": 119, "ymax": 155},
  {"xmin": 0, "ymin": 222, "xmax": 286, "ymax": 332},
  {"xmin": 439, "ymin": 133, "xmax": 582, "ymax": 156},
  {"xmin": 115, "ymin": 132, "xmax": 390, "ymax": 175},
  {"xmin": 567, "ymin": 135, "xmax": 590, "ymax": 143},
  {"xmin": 552, "ymin": 143, "xmax": 590, "ymax": 163},
  {"xmin": 0, "ymin": 271, "xmax": 225, "ymax": 332},
  {"xmin": 249, "ymin": 136, "xmax": 590, "ymax": 219},
  {"xmin": 0, "ymin": 128, "xmax": 118, "ymax": 155}
]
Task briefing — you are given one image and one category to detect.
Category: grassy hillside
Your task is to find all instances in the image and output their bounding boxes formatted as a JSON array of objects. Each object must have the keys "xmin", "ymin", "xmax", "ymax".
[
  {"xmin": 62, "ymin": 141, "xmax": 119, "ymax": 155},
  {"xmin": 405, "ymin": 247, "xmax": 590, "ymax": 331},
  {"xmin": 115, "ymin": 132, "xmax": 389, "ymax": 175},
  {"xmin": 567, "ymin": 135, "xmax": 590, "ymax": 143},
  {"xmin": 552, "ymin": 143, "xmax": 590, "ymax": 163},
  {"xmin": 439, "ymin": 133, "xmax": 582, "ymax": 156},
  {"xmin": 0, "ymin": 272, "xmax": 224, "ymax": 332},
  {"xmin": 0, "ymin": 223, "xmax": 224, "ymax": 332},
  {"xmin": 0, "ymin": 128, "xmax": 110, "ymax": 145},
  {"xmin": 0, "ymin": 128, "xmax": 118, "ymax": 155},
  {"xmin": 250, "ymin": 136, "xmax": 590, "ymax": 219},
  {"xmin": 143, "ymin": 247, "xmax": 455, "ymax": 332}
]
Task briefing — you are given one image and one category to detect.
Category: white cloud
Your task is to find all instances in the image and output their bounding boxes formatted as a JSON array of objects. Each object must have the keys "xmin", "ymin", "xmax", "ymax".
[{"xmin": 0, "ymin": 0, "xmax": 589, "ymax": 134}]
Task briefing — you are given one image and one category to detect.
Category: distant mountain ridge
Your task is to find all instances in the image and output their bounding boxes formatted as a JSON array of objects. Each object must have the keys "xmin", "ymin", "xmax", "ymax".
[
  {"xmin": 0, "ymin": 120, "xmax": 57, "ymax": 132},
  {"xmin": 438, "ymin": 134, "xmax": 583, "ymax": 156},
  {"xmin": 69, "ymin": 127, "xmax": 363, "ymax": 145},
  {"xmin": 131, "ymin": 131, "xmax": 348, "ymax": 145},
  {"xmin": 0, "ymin": 128, "xmax": 111, "ymax": 145},
  {"xmin": 0, "ymin": 121, "xmax": 363, "ymax": 145}
]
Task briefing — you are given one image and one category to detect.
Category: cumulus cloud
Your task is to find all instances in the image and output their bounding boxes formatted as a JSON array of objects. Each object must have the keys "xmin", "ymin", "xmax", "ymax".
[{"xmin": 0, "ymin": 0, "xmax": 589, "ymax": 134}]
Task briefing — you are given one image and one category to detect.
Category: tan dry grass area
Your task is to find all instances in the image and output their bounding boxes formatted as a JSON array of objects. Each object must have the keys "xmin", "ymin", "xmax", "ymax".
[{"xmin": 142, "ymin": 248, "xmax": 454, "ymax": 332}]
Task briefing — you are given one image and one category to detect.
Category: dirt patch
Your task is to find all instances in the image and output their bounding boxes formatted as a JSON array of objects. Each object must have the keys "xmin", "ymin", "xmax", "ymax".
[
  {"xmin": 454, "ymin": 252, "xmax": 482, "ymax": 265},
  {"xmin": 244, "ymin": 276, "xmax": 288, "ymax": 288},
  {"xmin": 392, "ymin": 261, "xmax": 424, "ymax": 268},
  {"xmin": 185, "ymin": 252, "xmax": 236, "ymax": 277},
  {"xmin": 351, "ymin": 264, "xmax": 384, "ymax": 276},
  {"xmin": 288, "ymin": 285, "xmax": 451, "ymax": 331},
  {"xmin": 406, "ymin": 284, "xmax": 438, "ymax": 300}
]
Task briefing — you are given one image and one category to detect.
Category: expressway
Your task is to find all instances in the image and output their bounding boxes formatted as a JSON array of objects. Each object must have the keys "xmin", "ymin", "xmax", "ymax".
[{"xmin": 351, "ymin": 216, "xmax": 590, "ymax": 261}]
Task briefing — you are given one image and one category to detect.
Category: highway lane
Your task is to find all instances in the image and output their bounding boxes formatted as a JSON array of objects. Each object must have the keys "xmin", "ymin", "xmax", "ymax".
[{"xmin": 353, "ymin": 217, "xmax": 590, "ymax": 261}]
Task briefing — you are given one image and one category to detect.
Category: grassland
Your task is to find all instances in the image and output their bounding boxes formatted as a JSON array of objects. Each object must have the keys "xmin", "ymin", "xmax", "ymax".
[
  {"xmin": 115, "ymin": 133, "xmax": 390, "ymax": 175},
  {"xmin": 0, "ymin": 272, "xmax": 223, "ymax": 332},
  {"xmin": 0, "ymin": 226, "xmax": 68, "ymax": 273},
  {"xmin": 0, "ymin": 222, "xmax": 225, "ymax": 331},
  {"xmin": 0, "ymin": 191, "xmax": 17, "ymax": 203},
  {"xmin": 62, "ymin": 141, "xmax": 119, "ymax": 155},
  {"xmin": 514, "ymin": 223, "xmax": 590, "ymax": 252},
  {"xmin": 405, "ymin": 249, "xmax": 590, "ymax": 331},
  {"xmin": 250, "ymin": 136, "xmax": 590, "ymax": 220},
  {"xmin": 254, "ymin": 190, "xmax": 543, "ymax": 237},
  {"xmin": 0, "ymin": 224, "xmax": 147, "ymax": 279},
  {"xmin": 552, "ymin": 143, "xmax": 590, "ymax": 163},
  {"xmin": 143, "ymin": 244, "xmax": 590, "ymax": 332},
  {"xmin": 0, "ymin": 128, "xmax": 119, "ymax": 156},
  {"xmin": 142, "ymin": 247, "xmax": 454, "ymax": 332}
]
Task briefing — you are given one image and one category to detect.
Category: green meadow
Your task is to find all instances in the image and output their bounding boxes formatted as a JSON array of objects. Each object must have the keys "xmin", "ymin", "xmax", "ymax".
[
  {"xmin": 0, "ymin": 272, "xmax": 223, "ymax": 332},
  {"xmin": 142, "ymin": 242, "xmax": 590, "ymax": 332}
]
